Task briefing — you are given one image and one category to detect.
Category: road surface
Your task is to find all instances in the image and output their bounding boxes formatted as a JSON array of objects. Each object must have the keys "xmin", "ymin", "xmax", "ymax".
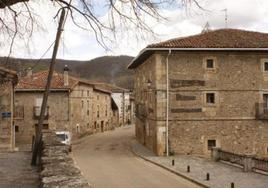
[{"xmin": 73, "ymin": 126, "xmax": 200, "ymax": 188}]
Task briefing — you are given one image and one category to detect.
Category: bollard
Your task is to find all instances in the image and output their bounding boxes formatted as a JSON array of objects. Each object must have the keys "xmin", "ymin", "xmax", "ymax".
[
  {"xmin": 187, "ymin": 165, "xmax": 190, "ymax": 172},
  {"xmin": 231, "ymin": 182, "xmax": 234, "ymax": 188},
  {"xmin": 172, "ymin": 159, "xmax": 175, "ymax": 166},
  {"xmin": 206, "ymin": 173, "xmax": 210, "ymax": 181}
]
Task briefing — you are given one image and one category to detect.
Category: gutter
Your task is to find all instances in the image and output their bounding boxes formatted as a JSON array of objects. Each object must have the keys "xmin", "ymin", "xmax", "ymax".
[
  {"xmin": 166, "ymin": 49, "xmax": 171, "ymax": 157},
  {"xmin": 128, "ymin": 47, "xmax": 268, "ymax": 69}
]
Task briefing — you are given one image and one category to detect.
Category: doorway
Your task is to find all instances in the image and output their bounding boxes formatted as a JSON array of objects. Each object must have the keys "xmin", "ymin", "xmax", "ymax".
[{"xmin": 101, "ymin": 121, "xmax": 104, "ymax": 132}]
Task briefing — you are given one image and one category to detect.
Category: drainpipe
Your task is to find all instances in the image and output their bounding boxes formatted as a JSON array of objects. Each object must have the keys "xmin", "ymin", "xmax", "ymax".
[{"xmin": 166, "ymin": 49, "xmax": 171, "ymax": 157}]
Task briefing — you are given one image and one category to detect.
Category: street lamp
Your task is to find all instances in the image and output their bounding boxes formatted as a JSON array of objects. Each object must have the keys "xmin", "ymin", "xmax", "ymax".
[{"xmin": 147, "ymin": 79, "xmax": 152, "ymax": 89}]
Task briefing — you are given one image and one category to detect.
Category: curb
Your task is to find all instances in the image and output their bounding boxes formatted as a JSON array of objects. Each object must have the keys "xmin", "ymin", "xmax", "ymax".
[{"xmin": 131, "ymin": 142, "xmax": 210, "ymax": 188}]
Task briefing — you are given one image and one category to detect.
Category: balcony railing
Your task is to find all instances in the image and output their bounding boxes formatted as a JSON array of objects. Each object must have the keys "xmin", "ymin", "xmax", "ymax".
[
  {"xmin": 33, "ymin": 106, "xmax": 49, "ymax": 119},
  {"xmin": 255, "ymin": 103, "xmax": 268, "ymax": 120},
  {"xmin": 14, "ymin": 106, "xmax": 24, "ymax": 119}
]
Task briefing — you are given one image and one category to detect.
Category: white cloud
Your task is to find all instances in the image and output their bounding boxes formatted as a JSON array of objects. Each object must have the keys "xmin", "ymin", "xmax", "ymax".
[{"xmin": 0, "ymin": 0, "xmax": 268, "ymax": 60}]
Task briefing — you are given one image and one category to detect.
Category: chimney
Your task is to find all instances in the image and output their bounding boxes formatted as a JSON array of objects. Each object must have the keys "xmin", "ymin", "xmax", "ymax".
[
  {"xmin": 63, "ymin": 65, "xmax": 69, "ymax": 86},
  {"xmin": 27, "ymin": 67, "xmax": 33, "ymax": 77}
]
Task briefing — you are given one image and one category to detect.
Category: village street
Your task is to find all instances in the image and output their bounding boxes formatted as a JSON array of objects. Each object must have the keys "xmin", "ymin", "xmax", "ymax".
[{"xmin": 73, "ymin": 125, "xmax": 200, "ymax": 188}]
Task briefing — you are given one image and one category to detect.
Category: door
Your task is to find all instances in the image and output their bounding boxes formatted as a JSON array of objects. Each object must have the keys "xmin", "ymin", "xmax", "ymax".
[
  {"xmin": 101, "ymin": 121, "xmax": 104, "ymax": 132},
  {"xmin": 263, "ymin": 94, "xmax": 268, "ymax": 113}
]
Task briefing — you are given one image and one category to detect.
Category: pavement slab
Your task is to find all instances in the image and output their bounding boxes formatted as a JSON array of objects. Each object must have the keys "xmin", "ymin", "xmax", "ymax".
[{"xmin": 132, "ymin": 140, "xmax": 268, "ymax": 188}]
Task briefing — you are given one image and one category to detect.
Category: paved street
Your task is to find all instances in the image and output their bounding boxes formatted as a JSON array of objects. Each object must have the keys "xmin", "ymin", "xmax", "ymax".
[
  {"xmin": 0, "ymin": 152, "xmax": 39, "ymax": 188},
  {"xmin": 73, "ymin": 125, "xmax": 200, "ymax": 188}
]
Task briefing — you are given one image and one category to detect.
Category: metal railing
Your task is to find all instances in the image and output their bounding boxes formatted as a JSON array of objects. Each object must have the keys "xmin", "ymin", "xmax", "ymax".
[
  {"xmin": 218, "ymin": 150, "xmax": 244, "ymax": 167},
  {"xmin": 14, "ymin": 106, "xmax": 24, "ymax": 119},
  {"xmin": 252, "ymin": 157, "xmax": 268, "ymax": 172}
]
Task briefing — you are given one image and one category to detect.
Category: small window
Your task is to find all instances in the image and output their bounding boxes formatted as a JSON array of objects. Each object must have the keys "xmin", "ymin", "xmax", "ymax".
[
  {"xmin": 206, "ymin": 59, "xmax": 214, "ymax": 69},
  {"xmin": 206, "ymin": 93, "xmax": 215, "ymax": 104},
  {"xmin": 15, "ymin": 126, "xmax": 19, "ymax": 132},
  {"xmin": 264, "ymin": 62, "xmax": 268, "ymax": 72},
  {"xmin": 87, "ymin": 110, "xmax": 89, "ymax": 116},
  {"xmin": 207, "ymin": 140, "xmax": 216, "ymax": 150},
  {"xmin": 81, "ymin": 100, "xmax": 84, "ymax": 108},
  {"xmin": 87, "ymin": 90, "xmax": 89, "ymax": 97},
  {"xmin": 87, "ymin": 123, "xmax": 90, "ymax": 129}
]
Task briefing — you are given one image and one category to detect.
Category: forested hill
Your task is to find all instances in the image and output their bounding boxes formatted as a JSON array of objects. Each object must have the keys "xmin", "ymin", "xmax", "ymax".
[{"xmin": 0, "ymin": 55, "xmax": 134, "ymax": 89}]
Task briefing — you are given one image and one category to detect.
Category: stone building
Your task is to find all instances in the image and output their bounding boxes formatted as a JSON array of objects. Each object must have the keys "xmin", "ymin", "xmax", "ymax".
[
  {"xmin": 128, "ymin": 29, "xmax": 268, "ymax": 158},
  {"xmin": 15, "ymin": 67, "xmax": 114, "ymax": 150},
  {"xmin": 94, "ymin": 83, "xmax": 134, "ymax": 126},
  {"xmin": 0, "ymin": 67, "xmax": 18, "ymax": 151},
  {"xmin": 92, "ymin": 85, "xmax": 113, "ymax": 132}
]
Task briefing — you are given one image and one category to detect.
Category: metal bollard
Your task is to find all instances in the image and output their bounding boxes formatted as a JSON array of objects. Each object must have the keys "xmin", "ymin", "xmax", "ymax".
[
  {"xmin": 206, "ymin": 173, "xmax": 210, "ymax": 181},
  {"xmin": 187, "ymin": 165, "xmax": 190, "ymax": 172},
  {"xmin": 231, "ymin": 182, "xmax": 234, "ymax": 188},
  {"xmin": 172, "ymin": 159, "xmax": 175, "ymax": 166}
]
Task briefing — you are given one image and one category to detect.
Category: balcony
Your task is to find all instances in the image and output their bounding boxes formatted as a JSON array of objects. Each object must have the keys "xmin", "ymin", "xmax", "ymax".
[
  {"xmin": 33, "ymin": 106, "xmax": 49, "ymax": 119},
  {"xmin": 14, "ymin": 106, "xmax": 24, "ymax": 119},
  {"xmin": 255, "ymin": 103, "xmax": 268, "ymax": 120}
]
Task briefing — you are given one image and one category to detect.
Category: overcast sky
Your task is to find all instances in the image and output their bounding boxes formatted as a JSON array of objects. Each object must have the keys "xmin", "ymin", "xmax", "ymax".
[{"xmin": 1, "ymin": 0, "xmax": 268, "ymax": 60}]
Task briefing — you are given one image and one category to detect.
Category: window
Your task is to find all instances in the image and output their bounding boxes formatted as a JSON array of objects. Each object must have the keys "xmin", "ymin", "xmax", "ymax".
[
  {"xmin": 97, "ymin": 95, "xmax": 99, "ymax": 100},
  {"xmin": 81, "ymin": 90, "xmax": 84, "ymax": 97},
  {"xmin": 15, "ymin": 126, "xmax": 19, "ymax": 132},
  {"xmin": 206, "ymin": 59, "xmax": 214, "ymax": 69},
  {"xmin": 87, "ymin": 110, "xmax": 89, "ymax": 116},
  {"xmin": 206, "ymin": 93, "xmax": 215, "ymax": 104},
  {"xmin": 207, "ymin": 140, "xmax": 216, "ymax": 150},
  {"xmin": 87, "ymin": 100, "xmax": 89, "ymax": 108},
  {"xmin": 105, "ymin": 105, "xmax": 107, "ymax": 116},
  {"xmin": 87, "ymin": 90, "xmax": 89, "ymax": 97},
  {"xmin": 87, "ymin": 123, "xmax": 90, "ymax": 129},
  {"xmin": 264, "ymin": 62, "xmax": 268, "ymax": 72},
  {"xmin": 97, "ymin": 105, "xmax": 99, "ymax": 118},
  {"xmin": 81, "ymin": 100, "xmax": 84, "ymax": 108}
]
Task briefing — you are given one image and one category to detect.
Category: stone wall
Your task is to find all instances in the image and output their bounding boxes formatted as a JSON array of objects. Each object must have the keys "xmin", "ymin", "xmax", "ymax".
[
  {"xmin": 92, "ymin": 90, "xmax": 113, "ymax": 133},
  {"xmin": 0, "ymin": 81, "xmax": 15, "ymax": 151},
  {"xmin": 40, "ymin": 130, "xmax": 92, "ymax": 188},
  {"xmin": 15, "ymin": 91, "xmax": 70, "ymax": 150},
  {"xmin": 133, "ymin": 51, "xmax": 268, "ymax": 157}
]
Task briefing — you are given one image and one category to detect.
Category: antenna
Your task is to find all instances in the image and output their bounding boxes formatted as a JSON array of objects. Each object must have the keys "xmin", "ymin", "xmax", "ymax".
[
  {"xmin": 202, "ymin": 22, "xmax": 210, "ymax": 33},
  {"xmin": 222, "ymin": 8, "xmax": 228, "ymax": 28}
]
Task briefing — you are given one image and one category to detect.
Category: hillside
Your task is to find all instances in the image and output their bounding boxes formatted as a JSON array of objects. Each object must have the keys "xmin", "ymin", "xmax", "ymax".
[{"xmin": 0, "ymin": 55, "xmax": 134, "ymax": 89}]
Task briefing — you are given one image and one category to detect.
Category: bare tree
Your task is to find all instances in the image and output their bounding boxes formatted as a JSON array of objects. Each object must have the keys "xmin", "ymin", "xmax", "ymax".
[{"xmin": 0, "ymin": 0, "xmax": 203, "ymax": 57}]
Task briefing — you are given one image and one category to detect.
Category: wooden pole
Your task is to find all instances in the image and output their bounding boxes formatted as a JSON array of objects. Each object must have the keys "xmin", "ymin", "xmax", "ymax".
[{"xmin": 31, "ymin": 9, "xmax": 66, "ymax": 165}]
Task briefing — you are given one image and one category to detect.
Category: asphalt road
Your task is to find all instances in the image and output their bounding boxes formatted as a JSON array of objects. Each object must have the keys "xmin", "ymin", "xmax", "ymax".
[{"xmin": 73, "ymin": 125, "xmax": 201, "ymax": 188}]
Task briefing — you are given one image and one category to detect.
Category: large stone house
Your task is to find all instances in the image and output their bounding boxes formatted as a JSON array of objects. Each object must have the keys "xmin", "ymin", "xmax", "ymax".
[
  {"xmin": 15, "ymin": 67, "xmax": 115, "ymax": 150},
  {"xmin": 0, "ymin": 67, "xmax": 18, "ymax": 151},
  {"xmin": 128, "ymin": 29, "xmax": 268, "ymax": 158}
]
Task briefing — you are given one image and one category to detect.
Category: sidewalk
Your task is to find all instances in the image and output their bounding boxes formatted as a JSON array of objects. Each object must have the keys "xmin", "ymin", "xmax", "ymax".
[
  {"xmin": 0, "ymin": 151, "xmax": 39, "ymax": 188},
  {"xmin": 131, "ymin": 140, "xmax": 268, "ymax": 188}
]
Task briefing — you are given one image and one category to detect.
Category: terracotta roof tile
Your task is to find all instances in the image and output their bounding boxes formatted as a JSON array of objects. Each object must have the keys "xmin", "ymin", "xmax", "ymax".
[
  {"xmin": 16, "ymin": 71, "xmax": 78, "ymax": 90},
  {"xmin": 147, "ymin": 29, "xmax": 268, "ymax": 48}
]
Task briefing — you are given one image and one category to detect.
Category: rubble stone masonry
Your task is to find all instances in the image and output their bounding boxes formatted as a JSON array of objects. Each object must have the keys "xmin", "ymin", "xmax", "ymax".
[{"xmin": 134, "ymin": 51, "xmax": 268, "ymax": 158}]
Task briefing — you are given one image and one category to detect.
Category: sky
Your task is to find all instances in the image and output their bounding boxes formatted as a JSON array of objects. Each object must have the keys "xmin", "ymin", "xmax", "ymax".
[{"xmin": 0, "ymin": 0, "xmax": 268, "ymax": 61}]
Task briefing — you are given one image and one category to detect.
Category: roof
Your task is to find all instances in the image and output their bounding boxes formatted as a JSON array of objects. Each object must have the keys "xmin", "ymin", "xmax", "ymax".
[
  {"xmin": 92, "ymin": 82, "xmax": 129, "ymax": 93},
  {"xmin": 148, "ymin": 29, "xmax": 268, "ymax": 48},
  {"xmin": 16, "ymin": 71, "xmax": 92, "ymax": 91},
  {"xmin": 128, "ymin": 28, "xmax": 268, "ymax": 69},
  {"xmin": 0, "ymin": 66, "xmax": 18, "ymax": 84},
  {"xmin": 15, "ymin": 70, "xmax": 112, "ymax": 95}
]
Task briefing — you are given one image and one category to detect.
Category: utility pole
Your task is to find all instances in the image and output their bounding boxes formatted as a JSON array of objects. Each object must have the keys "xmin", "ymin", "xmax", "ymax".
[{"xmin": 31, "ymin": 9, "xmax": 66, "ymax": 165}]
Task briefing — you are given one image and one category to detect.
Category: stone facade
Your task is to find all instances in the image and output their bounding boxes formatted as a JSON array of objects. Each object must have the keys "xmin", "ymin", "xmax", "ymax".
[
  {"xmin": 14, "ymin": 91, "xmax": 70, "ymax": 150},
  {"xmin": 0, "ymin": 67, "xmax": 17, "ymax": 151},
  {"xmin": 132, "ymin": 51, "xmax": 268, "ymax": 158},
  {"xmin": 15, "ymin": 70, "xmax": 116, "ymax": 150},
  {"xmin": 92, "ymin": 89, "xmax": 113, "ymax": 133}
]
